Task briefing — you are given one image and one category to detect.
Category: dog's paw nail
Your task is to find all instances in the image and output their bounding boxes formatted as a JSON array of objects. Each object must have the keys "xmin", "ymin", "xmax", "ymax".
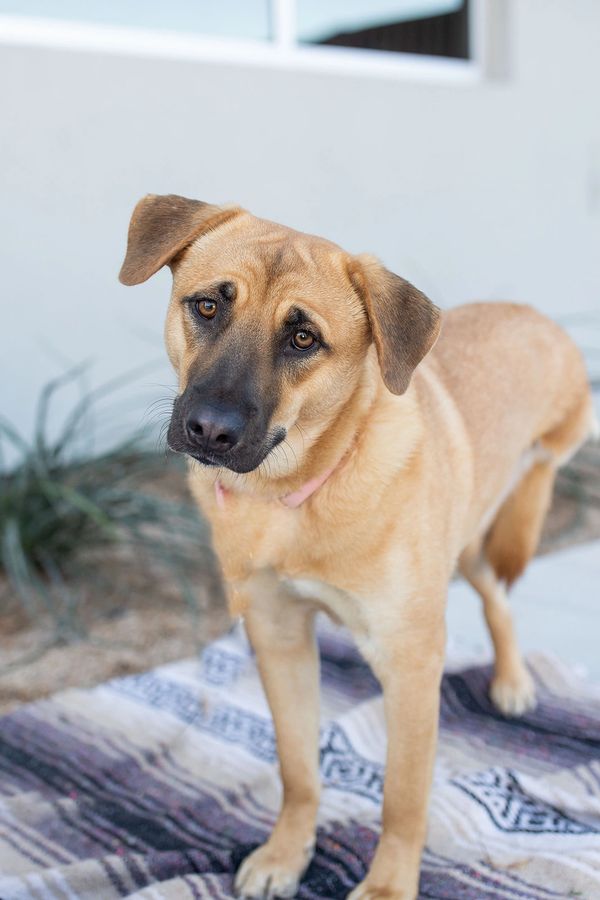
[
  {"xmin": 490, "ymin": 669, "xmax": 536, "ymax": 717},
  {"xmin": 234, "ymin": 845, "xmax": 303, "ymax": 899}
]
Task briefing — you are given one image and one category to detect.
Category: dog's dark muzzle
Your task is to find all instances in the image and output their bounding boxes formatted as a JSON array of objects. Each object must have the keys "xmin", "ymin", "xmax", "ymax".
[{"xmin": 167, "ymin": 389, "xmax": 284, "ymax": 473}]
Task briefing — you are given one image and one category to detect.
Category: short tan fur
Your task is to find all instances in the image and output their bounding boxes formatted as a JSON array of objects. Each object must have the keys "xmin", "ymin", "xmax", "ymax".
[{"xmin": 120, "ymin": 195, "xmax": 595, "ymax": 900}]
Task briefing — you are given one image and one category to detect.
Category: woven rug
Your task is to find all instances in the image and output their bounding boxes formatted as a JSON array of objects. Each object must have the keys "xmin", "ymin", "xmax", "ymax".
[{"xmin": 1, "ymin": 622, "xmax": 599, "ymax": 899}]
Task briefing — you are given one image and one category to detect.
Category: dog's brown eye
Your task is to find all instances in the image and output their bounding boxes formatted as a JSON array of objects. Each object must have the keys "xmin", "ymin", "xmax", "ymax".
[
  {"xmin": 291, "ymin": 330, "xmax": 315, "ymax": 351},
  {"xmin": 196, "ymin": 299, "xmax": 217, "ymax": 319}
]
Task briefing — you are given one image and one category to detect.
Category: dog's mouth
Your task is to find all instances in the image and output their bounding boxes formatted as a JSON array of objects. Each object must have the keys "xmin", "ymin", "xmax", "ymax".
[{"xmin": 167, "ymin": 426, "xmax": 286, "ymax": 475}]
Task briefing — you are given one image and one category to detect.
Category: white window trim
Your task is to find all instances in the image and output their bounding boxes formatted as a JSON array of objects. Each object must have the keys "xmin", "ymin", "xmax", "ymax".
[{"xmin": 0, "ymin": 0, "xmax": 493, "ymax": 85}]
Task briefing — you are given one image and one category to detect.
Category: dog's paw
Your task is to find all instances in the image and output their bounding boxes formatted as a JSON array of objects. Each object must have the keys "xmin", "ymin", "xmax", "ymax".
[
  {"xmin": 348, "ymin": 882, "xmax": 411, "ymax": 899},
  {"xmin": 490, "ymin": 667, "xmax": 536, "ymax": 717},
  {"xmin": 234, "ymin": 839, "xmax": 313, "ymax": 899}
]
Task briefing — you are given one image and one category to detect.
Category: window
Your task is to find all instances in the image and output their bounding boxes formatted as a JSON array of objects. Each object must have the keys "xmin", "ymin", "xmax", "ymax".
[{"xmin": 0, "ymin": 0, "xmax": 485, "ymax": 80}]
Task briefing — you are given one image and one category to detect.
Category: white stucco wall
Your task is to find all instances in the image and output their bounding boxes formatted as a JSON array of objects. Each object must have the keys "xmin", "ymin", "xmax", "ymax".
[{"xmin": 1, "ymin": 0, "xmax": 599, "ymax": 443}]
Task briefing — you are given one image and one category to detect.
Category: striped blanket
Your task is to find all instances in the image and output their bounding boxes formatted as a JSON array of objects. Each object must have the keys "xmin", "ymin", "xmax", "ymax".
[{"xmin": 1, "ymin": 621, "xmax": 599, "ymax": 899}]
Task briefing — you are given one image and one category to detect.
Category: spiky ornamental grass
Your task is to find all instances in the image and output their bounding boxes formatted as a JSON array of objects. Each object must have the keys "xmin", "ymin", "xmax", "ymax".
[{"xmin": 0, "ymin": 367, "xmax": 218, "ymax": 657}]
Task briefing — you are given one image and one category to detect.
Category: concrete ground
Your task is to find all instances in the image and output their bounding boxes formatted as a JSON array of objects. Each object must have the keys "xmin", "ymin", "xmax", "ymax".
[{"xmin": 447, "ymin": 540, "xmax": 600, "ymax": 681}]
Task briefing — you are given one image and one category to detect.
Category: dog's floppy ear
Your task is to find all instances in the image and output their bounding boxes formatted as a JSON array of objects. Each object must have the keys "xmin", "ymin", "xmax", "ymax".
[
  {"xmin": 349, "ymin": 254, "xmax": 442, "ymax": 395},
  {"xmin": 119, "ymin": 194, "xmax": 240, "ymax": 286}
]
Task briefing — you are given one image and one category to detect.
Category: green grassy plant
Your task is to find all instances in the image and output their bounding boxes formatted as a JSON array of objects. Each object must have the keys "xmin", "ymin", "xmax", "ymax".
[{"xmin": 0, "ymin": 367, "xmax": 216, "ymax": 650}]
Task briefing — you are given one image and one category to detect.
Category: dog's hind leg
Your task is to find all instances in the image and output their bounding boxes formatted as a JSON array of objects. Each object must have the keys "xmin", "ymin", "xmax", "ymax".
[
  {"xmin": 461, "ymin": 458, "xmax": 560, "ymax": 715},
  {"xmin": 459, "ymin": 541, "xmax": 536, "ymax": 716},
  {"xmin": 484, "ymin": 459, "xmax": 557, "ymax": 590},
  {"xmin": 485, "ymin": 391, "xmax": 595, "ymax": 589},
  {"xmin": 460, "ymin": 392, "xmax": 596, "ymax": 717}
]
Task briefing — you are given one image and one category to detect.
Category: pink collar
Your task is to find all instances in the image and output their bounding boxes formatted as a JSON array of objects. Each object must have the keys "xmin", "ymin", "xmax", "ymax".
[{"xmin": 215, "ymin": 463, "xmax": 337, "ymax": 510}]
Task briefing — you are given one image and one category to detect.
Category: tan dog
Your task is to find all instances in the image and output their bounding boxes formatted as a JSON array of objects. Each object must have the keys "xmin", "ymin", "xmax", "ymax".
[{"xmin": 120, "ymin": 195, "xmax": 595, "ymax": 900}]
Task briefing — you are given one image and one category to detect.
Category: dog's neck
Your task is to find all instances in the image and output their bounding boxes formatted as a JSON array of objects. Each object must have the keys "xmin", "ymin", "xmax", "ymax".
[{"xmin": 215, "ymin": 457, "xmax": 340, "ymax": 509}]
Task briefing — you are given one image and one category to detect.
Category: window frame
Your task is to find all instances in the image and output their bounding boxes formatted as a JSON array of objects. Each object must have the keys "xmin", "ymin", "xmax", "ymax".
[{"xmin": 0, "ymin": 0, "xmax": 494, "ymax": 85}]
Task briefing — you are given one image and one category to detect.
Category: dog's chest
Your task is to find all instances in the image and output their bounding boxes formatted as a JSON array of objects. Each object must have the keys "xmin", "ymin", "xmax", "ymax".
[
  {"xmin": 213, "ymin": 498, "xmax": 364, "ymax": 586},
  {"xmin": 281, "ymin": 575, "xmax": 366, "ymax": 633}
]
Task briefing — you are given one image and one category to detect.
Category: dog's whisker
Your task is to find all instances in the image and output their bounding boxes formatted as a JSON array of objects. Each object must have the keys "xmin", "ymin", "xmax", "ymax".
[
  {"xmin": 145, "ymin": 396, "xmax": 176, "ymax": 414},
  {"xmin": 147, "ymin": 383, "xmax": 178, "ymax": 396},
  {"xmin": 293, "ymin": 421, "xmax": 308, "ymax": 443},
  {"xmin": 282, "ymin": 439, "xmax": 300, "ymax": 478},
  {"xmin": 157, "ymin": 420, "xmax": 170, "ymax": 444}
]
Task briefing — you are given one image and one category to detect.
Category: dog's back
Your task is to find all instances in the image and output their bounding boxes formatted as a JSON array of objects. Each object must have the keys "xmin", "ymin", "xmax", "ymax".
[{"xmin": 431, "ymin": 301, "xmax": 593, "ymax": 552}]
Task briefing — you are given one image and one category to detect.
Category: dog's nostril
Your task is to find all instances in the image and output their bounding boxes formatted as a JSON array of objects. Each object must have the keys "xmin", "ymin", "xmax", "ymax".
[{"xmin": 188, "ymin": 420, "xmax": 204, "ymax": 436}]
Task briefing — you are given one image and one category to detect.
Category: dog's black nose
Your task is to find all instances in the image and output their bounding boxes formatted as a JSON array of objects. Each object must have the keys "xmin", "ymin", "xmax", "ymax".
[{"xmin": 185, "ymin": 404, "xmax": 244, "ymax": 454}]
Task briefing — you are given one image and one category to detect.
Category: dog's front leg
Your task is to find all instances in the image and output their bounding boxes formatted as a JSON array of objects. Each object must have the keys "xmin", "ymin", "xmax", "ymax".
[
  {"xmin": 349, "ymin": 597, "xmax": 446, "ymax": 900},
  {"xmin": 234, "ymin": 579, "xmax": 320, "ymax": 899}
]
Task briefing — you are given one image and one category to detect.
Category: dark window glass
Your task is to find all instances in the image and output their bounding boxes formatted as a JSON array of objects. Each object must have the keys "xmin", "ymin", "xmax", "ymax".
[{"xmin": 298, "ymin": 0, "xmax": 470, "ymax": 61}]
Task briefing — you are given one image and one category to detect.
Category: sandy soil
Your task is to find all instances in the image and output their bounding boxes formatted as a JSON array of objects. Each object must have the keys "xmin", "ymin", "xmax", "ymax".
[{"xmin": 1, "ymin": 444, "xmax": 598, "ymax": 715}]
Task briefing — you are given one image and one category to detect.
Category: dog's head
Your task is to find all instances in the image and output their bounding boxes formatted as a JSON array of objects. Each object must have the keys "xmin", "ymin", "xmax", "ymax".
[{"xmin": 119, "ymin": 194, "xmax": 441, "ymax": 476}]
